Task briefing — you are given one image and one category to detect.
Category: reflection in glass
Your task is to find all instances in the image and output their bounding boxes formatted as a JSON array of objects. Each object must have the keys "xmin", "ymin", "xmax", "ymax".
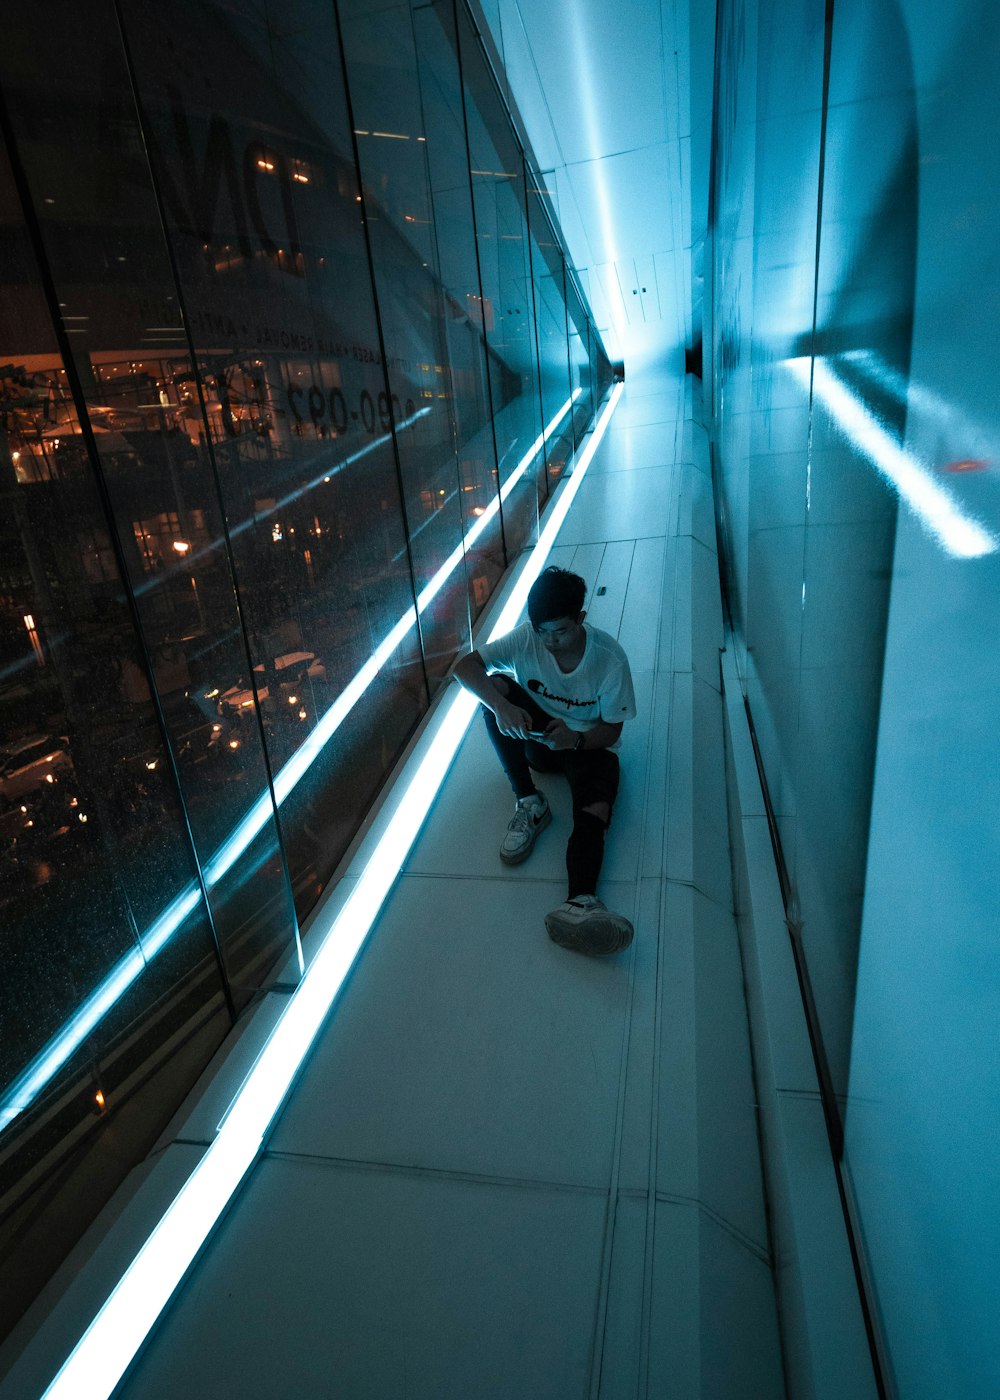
[
  {"xmin": 458, "ymin": 4, "xmax": 545, "ymax": 559},
  {"xmin": 340, "ymin": 0, "xmax": 498, "ymax": 681},
  {"xmin": 0, "ymin": 0, "xmax": 609, "ymax": 1346},
  {"xmin": 565, "ymin": 273, "xmax": 595, "ymax": 442},
  {"xmin": 119, "ymin": 0, "xmax": 429, "ymax": 907},
  {"xmin": 0, "ymin": 108, "xmax": 230, "ymax": 1343},
  {"xmin": 527, "ymin": 180, "xmax": 574, "ymax": 492}
]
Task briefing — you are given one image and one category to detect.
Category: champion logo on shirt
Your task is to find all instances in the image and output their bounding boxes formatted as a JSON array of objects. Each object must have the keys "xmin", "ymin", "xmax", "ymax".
[{"xmin": 526, "ymin": 678, "xmax": 597, "ymax": 709}]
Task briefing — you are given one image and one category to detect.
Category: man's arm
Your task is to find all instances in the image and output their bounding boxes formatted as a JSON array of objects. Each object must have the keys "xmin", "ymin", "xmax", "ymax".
[
  {"xmin": 453, "ymin": 650, "xmax": 536, "ymax": 739},
  {"xmin": 541, "ymin": 717, "xmax": 623, "ymax": 751}
]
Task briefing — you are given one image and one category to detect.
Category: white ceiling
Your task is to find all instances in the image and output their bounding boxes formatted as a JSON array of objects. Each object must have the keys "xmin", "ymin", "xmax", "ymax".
[{"xmin": 476, "ymin": 0, "xmax": 696, "ymax": 371}]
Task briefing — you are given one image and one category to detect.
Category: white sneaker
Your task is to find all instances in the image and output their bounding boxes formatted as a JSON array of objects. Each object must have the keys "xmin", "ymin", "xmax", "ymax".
[
  {"xmin": 545, "ymin": 895, "xmax": 634, "ymax": 955},
  {"xmin": 499, "ymin": 793, "xmax": 551, "ymax": 865}
]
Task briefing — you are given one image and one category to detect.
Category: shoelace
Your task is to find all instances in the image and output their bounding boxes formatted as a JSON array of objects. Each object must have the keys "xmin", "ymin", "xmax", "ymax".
[{"xmin": 511, "ymin": 802, "xmax": 542, "ymax": 832}]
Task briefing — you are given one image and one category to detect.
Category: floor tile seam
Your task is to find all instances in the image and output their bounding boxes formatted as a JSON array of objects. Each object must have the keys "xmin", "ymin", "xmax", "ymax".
[
  {"xmin": 652, "ymin": 1190, "xmax": 772, "ymax": 1265},
  {"xmin": 610, "ymin": 519, "xmax": 679, "ymax": 1386},
  {"xmin": 396, "ymin": 870, "xmax": 642, "ymax": 888},
  {"xmin": 611, "ymin": 417, "xmax": 681, "ymax": 431},
  {"xmin": 669, "ymin": 660, "xmax": 723, "ymax": 693},
  {"xmin": 658, "ymin": 467, "xmax": 732, "ymax": 895},
  {"xmin": 673, "ymin": 524, "xmax": 718, "ymax": 554},
  {"xmin": 688, "ymin": 533, "xmax": 721, "ymax": 567},
  {"xmin": 582, "ymin": 462, "xmax": 675, "ymax": 479},
  {"xmin": 614, "ymin": 400, "xmax": 683, "ymax": 414},
  {"xmin": 610, "ymin": 400, "xmax": 682, "ymax": 414},
  {"xmin": 566, "ymin": 535, "xmax": 649, "ymax": 551},
  {"xmin": 562, "ymin": 135, "xmax": 682, "ymax": 169},
  {"xmin": 636, "ymin": 534, "xmax": 683, "ymax": 889},
  {"xmin": 661, "ymin": 875, "xmax": 737, "ymax": 918},
  {"xmin": 612, "ymin": 422, "xmax": 686, "ymax": 436},
  {"xmin": 566, "ymin": 532, "xmax": 670, "ymax": 548},
  {"xmin": 621, "ymin": 383, "xmax": 683, "ymax": 399},
  {"xmin": 660, "ymin": 870, "xmax": 735, "ymax": 915},
  {"xmin": 584, "ymin": 517, "xmax": 674, "ymax": 1400},
  {"xmin": 632, "ymin": 807, "xmax": 678, "ymax": 1395},
  {"xmin": 655, "ymin": 414, "xmax": 773, "ymax": 1282},
  {"xmin": 261, "ymin": 1147, "xmax": 611, "ymax": 1198},
  {"xmin": 688, "ymin": 664, "xmax": 727, "ymax": 700},
  {"xmin": 588, "ymin": 462, "xmax": 687, "ymax": 477}
]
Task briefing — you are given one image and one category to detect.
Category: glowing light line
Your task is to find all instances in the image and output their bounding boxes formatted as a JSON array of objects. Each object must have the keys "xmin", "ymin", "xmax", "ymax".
[
  {"xmin": 134, "ymin": 406, "xmax": 433, "ymax": 597},
  {"xmin": 0, "ymin": 890, "xmax": 202, "ymax": 1134},
  {"xmin": 0, "ymin": 393, "xmax": 580, "ymax": 1136},
  {"xmin": 39, "ymin": 382, "xmax": 621, "ymax": 1400},
  {"xmin": 790, "ymin": 359, "xmax": 997, "ymax": 559}
]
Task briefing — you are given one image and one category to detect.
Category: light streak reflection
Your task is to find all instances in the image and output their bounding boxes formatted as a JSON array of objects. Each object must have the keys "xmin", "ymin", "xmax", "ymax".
[
  {"xmin": 789, "ymin": 357, "xmax": 998, "ymax": 559},
  {"xmin": 38, "ymin": 382, "xmax": 621, "ymax": 1400},
  {"xmin": 0, "ymin": 391, "xmax": 581, "ymax": 1137}
]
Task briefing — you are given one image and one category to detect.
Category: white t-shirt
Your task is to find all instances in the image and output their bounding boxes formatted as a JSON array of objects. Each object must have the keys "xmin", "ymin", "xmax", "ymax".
[{"xmin": 478, "ymin": 623, "xmax": 636, "ymax": 748}]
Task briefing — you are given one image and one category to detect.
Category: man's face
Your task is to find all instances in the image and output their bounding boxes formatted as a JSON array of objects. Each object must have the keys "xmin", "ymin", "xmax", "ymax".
[{"xmin": 534, "ymin": 612, "xmax": 586, "ymax": 659}]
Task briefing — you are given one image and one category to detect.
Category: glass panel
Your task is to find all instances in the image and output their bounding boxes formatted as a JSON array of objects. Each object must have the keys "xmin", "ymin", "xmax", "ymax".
[
  {"xmin": 0, "ymin": 0, "xmax": 607, "ymax": 1351},
  {"xmin": 716, "ymin": 0, "xmax": 905, "ymax": 1109},
  {"xmin": 339, "ymin": 0, "xmax": 500, "ymax": 667},
  {"xmin": 2, "ymin": 0, "xmax": 302, "ymax": 998},
  {"xmin": 118, "ymin": 0, "xmax": 428, "ymax": 905},
  {"xmin": 526, "ymin": 180, "xmax": 574, "ymax": 494},
  {"xmin": 844, "ymin": 0, "xmax": 1000, "ymax": 1374},
  {"xmin": 710, "ymin": 0, "xmax": 943, "ymax": 1391},
  {"xmin": 0, "ymin": 119, "xmax": 228, "ymax": 1345},
  {"xmin": 795, "ymin": 0, "xmax": 905, "ymax": 1098},
  {"xmin": 412, "ymin": 0, "xmax": 511, "ymax": 623},
  {"xmin": 457, "ymin": 6, "xmax": 544, "ymax": 559},
  {"xmin": 565, "ymin": 274, "xmax": 595, "ymax": 441},
  {"xmin": 592, "ymin": 326, "xmax": 612, "ymax": 402}
]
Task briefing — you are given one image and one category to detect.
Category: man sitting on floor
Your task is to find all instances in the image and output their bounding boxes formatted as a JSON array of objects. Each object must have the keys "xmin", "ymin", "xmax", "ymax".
[{"xmin": 454, "ymin": 566, "xmax": 636, "ymax": 955}]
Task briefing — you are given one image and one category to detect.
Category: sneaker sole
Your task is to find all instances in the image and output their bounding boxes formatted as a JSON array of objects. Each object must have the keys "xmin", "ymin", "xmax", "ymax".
[
  {"xmin": 545, "ymin": 910, "xmax": 634, "ymax": 956},
  {"xmin": 499, "ymin": 806, "xmax": 551, "ymax": 865}
]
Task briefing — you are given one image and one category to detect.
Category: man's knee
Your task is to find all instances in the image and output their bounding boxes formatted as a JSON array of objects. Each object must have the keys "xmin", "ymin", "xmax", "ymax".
[{"xmin": 582, "ymin": 800, "xmax": 610, "ymax": 825}]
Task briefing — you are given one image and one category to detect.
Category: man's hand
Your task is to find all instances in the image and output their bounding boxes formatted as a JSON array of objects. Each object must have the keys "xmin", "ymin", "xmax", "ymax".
[
  {"xmin": 541, "ymin": 718, "xmax": 578, "ymax": 751},
  {"xmin": 493, "ymin": 697, "xmax": 536, "ymax": 739},
  {"xmin": 454, "ymin": 650, "xmax": 538, "ymax": 737}
]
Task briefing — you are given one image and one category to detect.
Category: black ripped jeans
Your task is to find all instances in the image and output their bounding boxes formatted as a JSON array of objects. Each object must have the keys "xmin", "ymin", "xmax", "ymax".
[{"xmin": 482, "ymin": 680, "xmax": 620, "ymax": 899}]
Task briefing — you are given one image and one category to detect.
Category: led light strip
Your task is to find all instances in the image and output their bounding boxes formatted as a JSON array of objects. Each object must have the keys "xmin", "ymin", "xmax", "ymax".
[
  {"xmin": 0, "ymin": 390, "xmax": 580, "ymax": 1135},
  {"xmin": 40, "ymin": 381, "xmax": 621, "ymax": 1400},
  {"xmin": 790, "ymin": 358, "xmax": 998, "ymax": 559}
]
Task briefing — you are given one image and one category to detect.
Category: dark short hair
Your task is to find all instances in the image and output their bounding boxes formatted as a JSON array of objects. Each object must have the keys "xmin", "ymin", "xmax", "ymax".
[{"xmin": 527, "ymin": 567, "xmax": 587, "ymax": 627}]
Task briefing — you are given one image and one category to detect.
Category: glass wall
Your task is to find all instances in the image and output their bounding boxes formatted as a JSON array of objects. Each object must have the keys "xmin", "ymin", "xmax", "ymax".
[
  {"xmin": 712, "ymin": 0, "xmax": 906, "ymax": 1115},
  {"xmin": 525, "ymin": 180, "xmax": 574, "ymax": 486},
  {"xmin": 0, "ymin": 0, "xmax": 608, "ymax": 1343},
  {"xmin": 565, "ymin": 273, "xmax": 595, "ymax": 442},
  {"xmin": 457, "ymin": 2, "xmax": 546, "ymax": 558},
  {"xmin": 710, "ymin": 0, "xmax": 1000, "ymax": 1394}
]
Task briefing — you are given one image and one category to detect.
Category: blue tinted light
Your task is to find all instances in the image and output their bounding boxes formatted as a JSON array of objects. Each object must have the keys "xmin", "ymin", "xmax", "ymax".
[
  {"xmin": 790, "ymin": 358, "xmax": 998, "ymax": 559},
  {"xmin": 0, "ymin": 391, "xmax": 581, "ymax": 1138},
  {"xmin": 39, "ymin": 382, "xmax": 622, "ymax": 1400}
]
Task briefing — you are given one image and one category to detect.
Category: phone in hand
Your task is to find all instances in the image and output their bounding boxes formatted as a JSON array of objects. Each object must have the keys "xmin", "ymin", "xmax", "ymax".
[{"xmin": 525, "ymin": 729, "xmax": 549, "ymax": 741}]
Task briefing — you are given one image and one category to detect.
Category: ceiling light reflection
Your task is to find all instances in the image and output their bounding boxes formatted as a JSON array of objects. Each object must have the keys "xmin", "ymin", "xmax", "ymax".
[{"xmin": 789, "ymin": 357, "xmax": 998, "ymax": 559}]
